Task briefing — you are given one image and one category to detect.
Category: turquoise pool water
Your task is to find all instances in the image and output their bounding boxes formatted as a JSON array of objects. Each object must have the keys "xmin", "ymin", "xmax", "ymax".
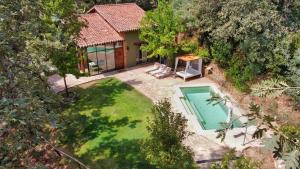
[{"xmin": 180, "ymin": 86, "xmax": 240, "ymax": 130}]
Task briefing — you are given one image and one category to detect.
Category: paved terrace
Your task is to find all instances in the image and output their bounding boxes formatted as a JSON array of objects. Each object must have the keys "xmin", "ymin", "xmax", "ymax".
[
  {"xmin": 48, "ymin": 64, "xmax": 213, "ymax": 100},
  {"xmin": 48, "ymin": 64, "xmax": 260, "ymax": 167}
]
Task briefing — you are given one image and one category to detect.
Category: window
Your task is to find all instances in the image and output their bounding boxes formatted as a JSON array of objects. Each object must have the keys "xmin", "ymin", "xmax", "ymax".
[{"xmin": 86, "ymin": 44, "xmax": 116, "ymax": 75}]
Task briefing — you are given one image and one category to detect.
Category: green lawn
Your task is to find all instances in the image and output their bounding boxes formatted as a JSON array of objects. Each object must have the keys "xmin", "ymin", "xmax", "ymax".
[{"xmin": 59, "ymin": 77, "xmax": 154, "ymax": 169}]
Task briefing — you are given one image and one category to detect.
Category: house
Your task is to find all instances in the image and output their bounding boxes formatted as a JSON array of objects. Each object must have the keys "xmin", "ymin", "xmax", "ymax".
[{"xmin": 76, "ymin": 3, "xmax": 147, "ymax": 75}]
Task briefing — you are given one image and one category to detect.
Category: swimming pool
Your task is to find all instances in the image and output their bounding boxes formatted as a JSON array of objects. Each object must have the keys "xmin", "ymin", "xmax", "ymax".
[{"xmin": 180, "ymin": 86, "xmax": 241, "ymax": 130}]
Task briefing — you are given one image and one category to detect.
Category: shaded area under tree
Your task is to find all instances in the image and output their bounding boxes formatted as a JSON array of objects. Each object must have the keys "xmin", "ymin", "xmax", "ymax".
[{"xmin": 58, "ymin": 78, "xmax": 154, "ymax": 169}]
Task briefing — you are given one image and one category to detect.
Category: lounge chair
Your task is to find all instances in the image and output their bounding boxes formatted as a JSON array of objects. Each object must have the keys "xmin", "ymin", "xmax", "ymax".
[
  {"xmin": 149, "ymin": 64, "xmax": 166, "ymax": 75},
  {"xmin": 154, "ymin": 67, "xmax": 172, "ymax": 79},
  {"xmin": 145, "ymin": 62, "xmax": 160, "ymax": 73}
]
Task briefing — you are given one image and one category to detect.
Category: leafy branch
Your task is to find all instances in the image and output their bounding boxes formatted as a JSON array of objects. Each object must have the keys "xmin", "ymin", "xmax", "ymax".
[
  {"xmin": 251, "ymin": 79, "xmax": 300, "ymax": 97},
  {"xmin": 206, "ymin": 92, "xmax": 231, "ymax": 106},
  {"xmin": 41, "ymin": 136, "xmax": 90, "ymax": 169},
  {"xmin": 211, "ymin": 79, "xmax": 300, "ymax": 168}
]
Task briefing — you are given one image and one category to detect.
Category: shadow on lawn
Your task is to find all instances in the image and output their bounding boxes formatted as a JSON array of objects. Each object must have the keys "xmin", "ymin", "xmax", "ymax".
[{"xmin": 59, "ymin": 78, "xmax": 154, "ymax": 169}]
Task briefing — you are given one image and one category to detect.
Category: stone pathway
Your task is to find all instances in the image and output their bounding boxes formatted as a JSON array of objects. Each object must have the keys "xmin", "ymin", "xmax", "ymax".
[{"xmin": 48, "ymin": 64, "xmax": 260, "ymax": 166}]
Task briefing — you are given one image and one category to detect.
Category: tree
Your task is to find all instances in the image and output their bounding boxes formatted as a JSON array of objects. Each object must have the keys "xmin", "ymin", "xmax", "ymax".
[
  {"xmin": 50, "ymin": 46, "xmax": 80, "ymax": 97},
  {"xmin": 43, "ymin": 0, "xmax": 83, "ymax": 97},
  {"xmin": 271, "ymin": 0, "xmax": 300, "ymax": 30},
  {"xmin": 0, "ymin": 0, "xmax": 61, "ymax": 167},
  {"xmin": 272, "ymin": 31, "xmax": 300, "ymax": 104},
  {"xmin": 173, "ymin": 0, "xmax": 300, "ymax": 166},
  {"xmin": 174, "ymin": 0, "xmax": 300, "ymax": 91},
  {"xmin": 213, "ymin": 79, "xmax": 300, "ymax": 169},
  {"xmin": 0, "ymin": 0, "xmax": 87, "ymax": 167},
  {"xmin": 140, "ymin": 0, "xmax": 183, "ymax": 66},
  {"xmin": 175, "ymin": 0, "xmax": 300, "ymax": 59},
  {"xmin": 173, "ymin": 0, "xmax": 221, "ymax": 55},
  {"xmin": 142, "ymin": 99, "xmax": 197, "ymax": 169}
]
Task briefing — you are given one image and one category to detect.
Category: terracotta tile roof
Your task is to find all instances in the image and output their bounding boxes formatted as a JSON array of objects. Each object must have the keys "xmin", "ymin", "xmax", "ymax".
[
  {"xmin": 76, "ymin": 13, "xmax": 124, "ymax": 48},
  {"xmin": 92, "ymin": 3, "xmax": 145, "ymax": 32}
]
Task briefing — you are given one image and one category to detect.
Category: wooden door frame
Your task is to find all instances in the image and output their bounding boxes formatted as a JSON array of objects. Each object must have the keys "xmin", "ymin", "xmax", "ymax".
[{"xmin": 114, "ymin": 41, "xmax": 125, "ymax": 69}]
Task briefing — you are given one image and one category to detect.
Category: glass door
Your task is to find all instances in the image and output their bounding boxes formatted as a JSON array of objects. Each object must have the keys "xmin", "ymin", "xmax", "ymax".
[
  {"xmin": 86, "ymin": 44, "xmax": 116, "ymax": 75},
  {"xmin": 105, "ymin": 43, "xmax": 115, "ymax": 70}
]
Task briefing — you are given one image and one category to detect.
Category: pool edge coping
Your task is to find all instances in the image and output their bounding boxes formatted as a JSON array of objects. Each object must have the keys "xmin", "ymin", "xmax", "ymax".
[{"xmin": 172, "ymin": 82, "xmax": 260, "ymax": 151}]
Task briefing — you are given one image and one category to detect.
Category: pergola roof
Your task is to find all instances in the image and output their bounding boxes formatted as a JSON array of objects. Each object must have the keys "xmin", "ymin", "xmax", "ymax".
[{"xmin": 177, "ymin": 54, "xmax": 200, "ymax": 62}]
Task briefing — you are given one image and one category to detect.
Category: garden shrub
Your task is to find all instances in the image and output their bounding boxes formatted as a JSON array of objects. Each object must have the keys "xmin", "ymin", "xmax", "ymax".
[
  {"xmin": 179, "ymin": 40, "xmax": 210, "ymax": 60},
  {"xmin": 179, "ymin": 40, "xmax": 264, "ymax": 92},
  {"xmin": 209, "ymin": 150, "xmax": 260, "ymax": 169},
  {"xmin": 225, "ymin": 57, "xmax": 260, "ymax": 92},
  {"xmin": 211, "ymin": 42, "xmax": 262, "ymax": 92},
  {"xmin": 286, "ymin": 71, "xmax": 300, "ymax": 106},
  {"xmin": 211, "ymin": 41, "xmax": 232, "ymax": 68},
  {"xmin": 271, "ymin": 32, "xmax": 300, "ymax": 105},
  {"xmin": 196, "ymin": 47, "xmax": 209, "ymax": 58},
  {"xmin": 142, "ymin": 99, "xmax": 197, "ymax": 169},
  {"xmin": 179, "ymin": 39, "xmax": 199, "ymax": 54}
]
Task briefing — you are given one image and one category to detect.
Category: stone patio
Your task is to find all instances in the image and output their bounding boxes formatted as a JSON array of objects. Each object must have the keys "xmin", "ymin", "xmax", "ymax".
[
  {"xmin": 48, "ymin": 64, "xmax": 212, "ymax": 101},
  {"xmin": 48, "ymin": 64, "xmax": 261, "ymax": 167}
]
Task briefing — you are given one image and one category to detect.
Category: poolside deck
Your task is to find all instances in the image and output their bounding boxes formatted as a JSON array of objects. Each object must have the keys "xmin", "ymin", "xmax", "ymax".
[
  {"xmin": 48, "ymin": 63, "xmax": 212, "ymax": 100},
  {"xmin": 48, "ymin": 64, "xmax": 261, "ymax": 167}
]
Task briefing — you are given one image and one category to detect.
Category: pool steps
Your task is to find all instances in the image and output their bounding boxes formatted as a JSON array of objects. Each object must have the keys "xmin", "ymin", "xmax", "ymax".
[
  {"xmin": 180, "ymin": 97, "xmax": 206, "ymax": 129},
  {"xmin": 190, "ymin": 101, "xmax": 206, "ymax": 125}
]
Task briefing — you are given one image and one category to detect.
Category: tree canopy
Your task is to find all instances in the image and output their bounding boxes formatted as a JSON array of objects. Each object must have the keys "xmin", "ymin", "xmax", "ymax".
[
  {"xmin": 211, "ymin": 79, "xmax": 300, "ymax": 169},
  {"xmin": 1, "ymin": 0, "xmax": 300, "ymax": 168},
  {"xmin": 174, "ymin": 1, "xmax": 300, "ymax": 167},
  {"xmin": 175, "ymin": 0, "xmax": 300, "ymax": 92},
  {"xmin": 0, "ymin": 0, "xmax": 83, "ymax": 167},
  {"xmin": 43, "ymin": 0, "xmax": 83, "ymax": 96},
  {"xmin": 142, "ymin": 99, "xmax": 197, "ymax": 169},
  {"xmin": 140, "ymin": 0, "xmax": 183, "ymax": 65}
]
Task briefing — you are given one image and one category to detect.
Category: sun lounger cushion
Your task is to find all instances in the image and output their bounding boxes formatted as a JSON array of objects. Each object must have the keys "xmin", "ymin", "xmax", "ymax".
[
  {"xmin": 145, "ymin": 62, "xmax": 160, "ymax": 73},
  {"xmin": 154, "ymin": 67, "xmax": 172, "ymax": 78},
  {"xmin": 149, "ymin": 65, "xmax": 166, "ymax": 75}
]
